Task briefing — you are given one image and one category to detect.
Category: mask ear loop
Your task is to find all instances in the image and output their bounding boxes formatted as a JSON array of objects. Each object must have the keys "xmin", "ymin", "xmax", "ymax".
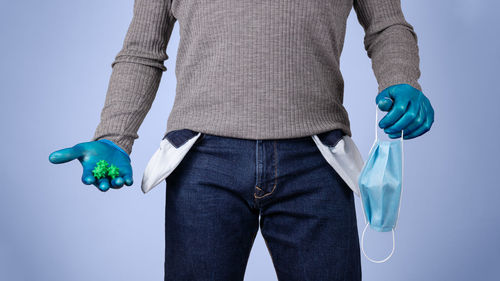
[
  {"xmin": 361, "ymin": 223, "xmax": 395, "ymax": 263},
  {"xmin": 393, "ymin": 117, "xmax": 405, "ymax": 229},
  {"xmin": 359, "ymin": 102, "xmax": 403, "ymax": 263}
]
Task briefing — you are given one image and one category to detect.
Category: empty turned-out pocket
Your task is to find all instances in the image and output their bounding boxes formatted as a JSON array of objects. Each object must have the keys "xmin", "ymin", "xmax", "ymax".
[
  {"xmin": 141, "ymin": 129, "xmax": 203, "ymax": 194},
  {"xmin": 311, "ymin": 129, "xmax": 364, "ymax": 197}
]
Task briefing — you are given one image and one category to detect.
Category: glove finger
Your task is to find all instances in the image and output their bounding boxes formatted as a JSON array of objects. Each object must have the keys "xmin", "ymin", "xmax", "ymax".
[
  {"xmin": 379, "ymin": 98, "xmax": 409, "ymax": 129},
  {"xmin": 404, "ymin": 99, "xmax": 434, "ymax": 139},
  {"xmin": 123, "ymin": 174, "xmax": 134, "ymax": 186},
  {"xmin": 403, "ymin": 102, "xmax": 427, "ymax": 136},
  {"xmin": 96, "ymin": 178, "xmax": 110, "ymax": 192},
  {"xmin": 377, "ymin": 97, "xmax": 393, "ymax": 112},
  {"xmin": 403, "ymin": 123, "xmax": 429, "ymax": 139},
  {"xmin": 375, "ymin": 87, "xmax": 391, "ymax": 106},
  {"xmin": 49, "ymin": 147, "xmax": 82, "ymax": 164},
  {"xmin": 403, "ymin": 113, "xmax": 432, "ymax": 139},
  {"xmin": 110, "ymin": 177, "xmax": 124, "ymax": 188},
  {"xmin": 423, "ymin": 95, "xmax": 435, "ymax": 122},
  {"xmin": 388, "ymin": 132, "xmax": 404, "ymax": 139},
  {"xmin": 385, "ymin": 97, "xmax": 421, "ymax": 134},
  {"xmin": 81, "ymin": 168, "xmax": 96, "ymax": 185}
]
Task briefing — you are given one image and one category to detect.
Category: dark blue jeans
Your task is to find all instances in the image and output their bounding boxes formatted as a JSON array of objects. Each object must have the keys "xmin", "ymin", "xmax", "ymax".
[{"xmin": 164, "ymin": 129, "xmax": 362, "ymax": 281}]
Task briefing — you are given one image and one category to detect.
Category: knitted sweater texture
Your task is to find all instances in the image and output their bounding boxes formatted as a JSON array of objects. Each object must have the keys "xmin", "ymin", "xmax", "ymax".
[{"xmin": 92, "ymin": 0, "xmax": 422, "ymax": 154}]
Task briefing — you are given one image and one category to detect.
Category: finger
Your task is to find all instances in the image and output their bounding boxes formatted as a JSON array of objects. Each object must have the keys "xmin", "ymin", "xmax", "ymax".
[
  {"xmin": 403, "ymin": 114, "xmax": 433, "ymax": 139},
  {"xmin": 96, "ymin": 178, "xmax": 110, "ymax": 192},
  {"xmin": 403, "ymin": 104, "xmax": 427, "ymax": 136},
  {"xmin": 49, "ymin": 147, "xmax": 82, "ymax": 164},
  {"xmin": 379, "ymin": 98, "xmax": 409, "ymax": 129},
  {"xmin": 123, "ymin": 174, "xmax": 134, "ymax": 186},
  {"xmin": 404, "ymin": 100, "xmax": 434, "ymax": 139},
  {"xmin": 377, "ymin": 97, "xmax": 393, "ymax": 112},
  {"xmin": 388, "ymin": 126, "xmax": 404, "ymax": 138},
  {"xmin": 423, "ymin": 96, "xmax": 435, "ymax": 122},
  {"xmin": 375, "ymin": 87, "xmax": 391, "ymax": 106},
  {"xmin": 388, "ymin": 131, "xmax": 404, "ymax": 139},
  {"xmin": 385, "ymin": 97, "xmax": 421, "ymax": 134},
  {"xmin": 110, "ymin": 177, "xmax": 124, "ymax": 188},
  {"xmin": 81, "ymin": 169, "xmax": 96, "ymax": 185}
]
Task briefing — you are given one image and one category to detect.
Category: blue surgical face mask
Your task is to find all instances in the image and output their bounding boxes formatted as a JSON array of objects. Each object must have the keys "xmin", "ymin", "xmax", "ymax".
[{"xmin": 358, "ymin": 105, "xmax": 404, "ymax": 263}]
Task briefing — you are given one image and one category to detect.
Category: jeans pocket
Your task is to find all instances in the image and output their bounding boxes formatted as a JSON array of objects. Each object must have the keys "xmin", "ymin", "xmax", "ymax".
[
  {"xmin": 142, "ymin": 129, "xmax": 203, "ymax": 194},
  {"xmin": 164, "ymin": 128, "xmax": 203, "ymax": 148},
  {"xmin": 311, "ymin": 130, "xmax": 364, "ymax": 197},
  {"xmin": 316, "ymin": 129, "xmax": 345, "ymax": 148}
]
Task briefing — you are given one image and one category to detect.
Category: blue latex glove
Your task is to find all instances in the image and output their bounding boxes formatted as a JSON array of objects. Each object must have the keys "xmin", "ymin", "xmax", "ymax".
[
  {"xmin": 376, "ymin": 83, "xmax": 435, "ymax": 139},
  {"xmin": 48, "ymin": 139, "xmax": 133, "ymax": 192}
]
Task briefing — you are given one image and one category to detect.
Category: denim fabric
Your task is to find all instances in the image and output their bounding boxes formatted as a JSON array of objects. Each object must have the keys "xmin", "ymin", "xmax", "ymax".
[{"xmin": 163, "ymin": 129, "xmax": 361, "ymax": 281}]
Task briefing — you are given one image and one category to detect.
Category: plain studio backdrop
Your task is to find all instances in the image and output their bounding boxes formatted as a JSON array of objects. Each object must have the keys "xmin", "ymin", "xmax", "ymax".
[{"xmin": 1, "ymin": 0, "xmax": 498, "ymax": 280}]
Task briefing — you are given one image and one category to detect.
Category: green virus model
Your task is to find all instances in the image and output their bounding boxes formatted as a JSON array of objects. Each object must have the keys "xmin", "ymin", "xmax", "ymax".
[
  {"xmin": 92, "ymin": 160, "xmax": 121, "ymax": 180},
  {"xmin": 107, "ymin": 164, "xmax": 120, "ymax": 179},
  {"xmin": 92, "ymin": 160, "xmax": 110, "ymax": 180}
]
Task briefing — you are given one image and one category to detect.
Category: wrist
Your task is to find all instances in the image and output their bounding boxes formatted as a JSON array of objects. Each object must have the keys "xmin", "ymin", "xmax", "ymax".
[{"xmin": 97, "ymin": 139, "xmax": 130, "ymax": 160}]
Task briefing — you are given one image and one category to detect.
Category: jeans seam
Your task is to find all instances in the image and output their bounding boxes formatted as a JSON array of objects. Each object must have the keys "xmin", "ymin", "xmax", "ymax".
[
  {"xmin": 253, "ymin": 140, "xmax": 278, "ymax": 199},
  {"xmin": 254, "ymin": 183, "xmax": 277, "ymax": 199}
]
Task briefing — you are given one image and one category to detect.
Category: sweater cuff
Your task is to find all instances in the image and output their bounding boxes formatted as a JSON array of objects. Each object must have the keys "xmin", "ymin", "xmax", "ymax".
[{"xmin": 376, "ymin": 65, "xmax": 422, "ymax": 94}]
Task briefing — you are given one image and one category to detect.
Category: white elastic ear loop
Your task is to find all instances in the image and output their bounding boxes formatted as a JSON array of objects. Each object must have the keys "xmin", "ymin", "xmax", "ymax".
[
  {"xmin": 394, "ymin": 125, "xmax": 404, "ymax": 229},
  {"xmin": 361, "ymin": 223, "xmax": 395, "ymax": 263}
]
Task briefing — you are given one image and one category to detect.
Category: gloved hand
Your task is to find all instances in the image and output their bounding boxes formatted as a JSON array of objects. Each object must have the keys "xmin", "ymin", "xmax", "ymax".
[
  {"xmin": 376, "ymin": 83, "xmax": 434, "ymax": 139},
  {"xmin": 48, "ymin": 139, "xmax": 133, "ymax": 192}
]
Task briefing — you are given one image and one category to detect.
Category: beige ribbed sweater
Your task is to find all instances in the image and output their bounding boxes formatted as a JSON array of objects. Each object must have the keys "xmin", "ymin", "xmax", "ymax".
[{"xmin": 92, "ymin": 0, "xmax": 422, "ymax": 155}]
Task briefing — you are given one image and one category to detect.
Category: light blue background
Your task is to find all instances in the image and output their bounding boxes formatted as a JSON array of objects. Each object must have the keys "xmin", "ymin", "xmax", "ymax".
[{"xmin": 1, "ymin": 0, "xmax": 498, "ymax": 280}]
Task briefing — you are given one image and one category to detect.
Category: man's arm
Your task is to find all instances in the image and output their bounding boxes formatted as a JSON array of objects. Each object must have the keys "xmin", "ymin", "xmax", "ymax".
[
  {"xmin": 92, "ymin": 0, "xmax": 177, "ymax": 154},
  {"xmin": 353, "ymin": 0, "xmax": 421, "ymax": 93}
]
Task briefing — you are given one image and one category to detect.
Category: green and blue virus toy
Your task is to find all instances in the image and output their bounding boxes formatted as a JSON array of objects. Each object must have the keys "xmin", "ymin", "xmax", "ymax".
[{"xmin": 92, "ymin": 160, "xmax": 120, "ymax": 180}]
